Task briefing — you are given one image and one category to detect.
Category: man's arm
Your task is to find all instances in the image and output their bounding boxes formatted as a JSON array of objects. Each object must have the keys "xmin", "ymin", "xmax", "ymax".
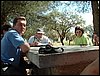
[{"xmin": 20, "ymin": 42, "xmax": 30, "ymax": 53}]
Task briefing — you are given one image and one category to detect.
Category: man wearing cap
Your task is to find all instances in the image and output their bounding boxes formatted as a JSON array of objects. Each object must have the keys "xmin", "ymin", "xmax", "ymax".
[{"xmin": 28, "ymin": 28, "xmax": 52, "ymax": 46}]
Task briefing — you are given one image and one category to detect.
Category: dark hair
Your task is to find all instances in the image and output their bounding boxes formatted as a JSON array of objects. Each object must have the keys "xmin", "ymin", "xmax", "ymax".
[
  {"xmin": 75, "ymin": 26, "xmax": 84, "ymax": 35},
  {"xmin": 1, "ymin": 24, "xmax": 11, "ymax": 34},
  {"xmin": 13, "ymin": 16, "xmax": 26, "ymax": 26}
]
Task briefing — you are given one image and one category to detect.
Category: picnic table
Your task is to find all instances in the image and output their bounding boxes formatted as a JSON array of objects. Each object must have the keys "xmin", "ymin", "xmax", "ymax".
[{"xmin": 27, "ymin": 45, "xmax": 99, "ymax": 75}]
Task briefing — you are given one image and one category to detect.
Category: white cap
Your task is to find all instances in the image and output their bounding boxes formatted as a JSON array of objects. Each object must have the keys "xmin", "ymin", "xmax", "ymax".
[{"xmin": 36, "ymin": 28, "xmax": 44, "ymax": 34}]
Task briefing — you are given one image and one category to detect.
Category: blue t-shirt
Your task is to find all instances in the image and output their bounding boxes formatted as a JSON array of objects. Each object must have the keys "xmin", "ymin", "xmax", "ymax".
[{"xmin": 1, "ymin": 29, "xmax": 24, "ymax": 65}]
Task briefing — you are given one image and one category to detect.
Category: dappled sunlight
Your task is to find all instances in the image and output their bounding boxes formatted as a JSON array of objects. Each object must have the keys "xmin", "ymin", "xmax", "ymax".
[{"xmin": 53, "ymin": 42, "xmax": 62, "ymax": 46}]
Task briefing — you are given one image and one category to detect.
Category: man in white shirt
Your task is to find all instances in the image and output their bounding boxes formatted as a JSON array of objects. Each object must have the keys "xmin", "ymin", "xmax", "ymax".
[{"xmin": 28, "ymin": 28, "xmax": 52, "ymax": 46}]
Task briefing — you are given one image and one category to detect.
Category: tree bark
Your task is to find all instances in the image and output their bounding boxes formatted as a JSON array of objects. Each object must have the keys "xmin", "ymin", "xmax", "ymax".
[
  {"xmin": 57, "ymin": 30, "xmax": 65, "ymax": 45},
  {"xmin": 91, "ymin": 1, "xmax": 99, "ymax": 36}
]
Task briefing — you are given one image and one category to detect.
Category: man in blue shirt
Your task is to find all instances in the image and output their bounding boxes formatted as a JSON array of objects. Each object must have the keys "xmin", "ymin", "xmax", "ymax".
[{"xmin": 1, "ymin": 16, "xmax": 30, "ymax": 75}]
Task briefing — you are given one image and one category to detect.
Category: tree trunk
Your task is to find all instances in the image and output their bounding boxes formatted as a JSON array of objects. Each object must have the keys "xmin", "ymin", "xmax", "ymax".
[
  {"xmin": 60, "ymin": 36, "xmax": 64, "ymax": 45},
  {"xmin": 91, "ymin": 1, "xmax": 99, "ymax": 36},
  {"xmin": 57, "ymin": 30, "xmax": 65, "ymax": 45}
]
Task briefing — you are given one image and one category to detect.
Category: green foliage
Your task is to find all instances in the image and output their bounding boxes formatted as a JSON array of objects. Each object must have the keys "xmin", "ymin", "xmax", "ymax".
[
  {"xmin": 84, "ymin": 25, "xmax": 94, "ymax": 37},
  {"xmin": 1, "ymin": 1, "xmax": 53, "ymax": 25},
  {"xmin": 1, "ymin": 1, "xmax": 96, "ymax": 43},
  {"xmin": 74, "ymin": 1, "xmax": 92, "ymax": 13},
  {"xmin": 42, "ymin": 11, "xmax": 85, "ymax": 42},
  {"xmin": 53, "ymin": 1, "xmax": 92, "ymax": 13},
  {"xmin": 1, "ymin": 1, "xmax": 27, "ymax": 25}
]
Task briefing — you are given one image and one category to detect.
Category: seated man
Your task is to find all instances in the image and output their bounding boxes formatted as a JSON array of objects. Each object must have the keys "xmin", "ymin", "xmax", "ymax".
[
  {"xmin": 80, "ymin": 57, "xmax": 99, "ymax": 75},
  {"xmin": 28, "ymin": 28, "xmax": 52, "ymax": 46},
  {"xmin": 1, "ymin": 16, "xmax": 30, "ymax": 75}
]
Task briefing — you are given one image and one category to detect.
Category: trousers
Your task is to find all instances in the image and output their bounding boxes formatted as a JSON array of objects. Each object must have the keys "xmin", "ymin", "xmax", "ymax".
[{"xmin": 1, "ymin": 56, "xmax": 28, "ymax": 75}]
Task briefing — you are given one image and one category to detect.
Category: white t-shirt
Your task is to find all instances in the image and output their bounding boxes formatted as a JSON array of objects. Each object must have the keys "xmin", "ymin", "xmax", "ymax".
[{"xmin": 28, "ymin": 35, "xmax": 51, "ymax": 45}]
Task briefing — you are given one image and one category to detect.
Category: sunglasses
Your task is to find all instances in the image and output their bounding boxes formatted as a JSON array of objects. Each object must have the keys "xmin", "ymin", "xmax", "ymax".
[{"xmin": 76, "ymin": 31, "xmax": 82, "ymax": 33}]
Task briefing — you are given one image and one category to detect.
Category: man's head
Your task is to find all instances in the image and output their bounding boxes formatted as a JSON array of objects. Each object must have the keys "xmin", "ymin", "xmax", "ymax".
[
  {"xmin": 13, "ymin": 16, "xmax": 26, "ymax": 35},
  {"xmin": 1, "ymin": 24, "xmax": 11, "ymax": 34},
  {"xmin": 35, "ymin": 28, "xmax": 44, "ymax": 38}
]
